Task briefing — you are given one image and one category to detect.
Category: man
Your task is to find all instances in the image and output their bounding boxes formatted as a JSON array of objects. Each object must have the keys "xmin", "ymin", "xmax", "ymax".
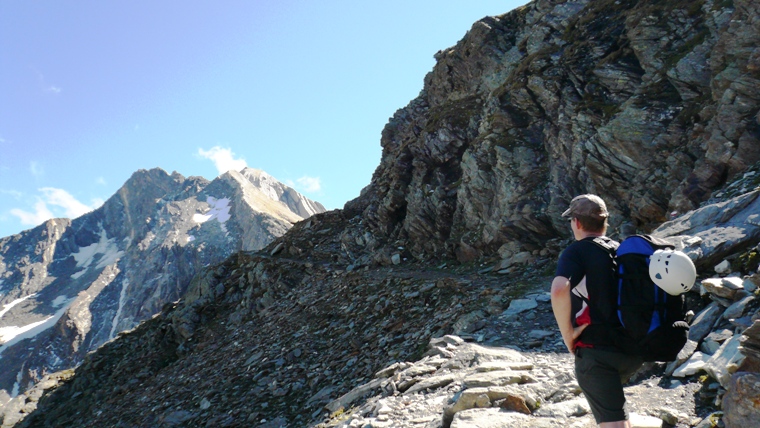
[{"xmin": 550, "ymin": 194, "xmax": 643, "ymax": 428}]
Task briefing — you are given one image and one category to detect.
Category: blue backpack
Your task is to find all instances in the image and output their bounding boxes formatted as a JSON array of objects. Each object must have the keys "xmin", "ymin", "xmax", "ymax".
[{"xmin": 593, "ymin": 235, "xmax": 689, "ymax": 362}]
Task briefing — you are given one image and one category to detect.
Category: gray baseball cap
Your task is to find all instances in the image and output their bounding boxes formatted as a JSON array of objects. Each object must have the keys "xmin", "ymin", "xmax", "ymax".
[{"xmin": 561, "ymin": 194, "xmax": 609, "ymax": 220}]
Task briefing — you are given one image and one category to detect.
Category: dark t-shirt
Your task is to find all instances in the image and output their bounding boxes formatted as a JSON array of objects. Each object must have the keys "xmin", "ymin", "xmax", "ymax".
[{"xmin": 555, "ymin": 236, "xmax": 620, "ymax": 347}]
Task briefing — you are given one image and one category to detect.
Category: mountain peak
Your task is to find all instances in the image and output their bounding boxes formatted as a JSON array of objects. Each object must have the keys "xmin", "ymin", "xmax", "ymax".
[{"xmin": 238, "ymin": 168, "xmax": 326, "ymax": 218}]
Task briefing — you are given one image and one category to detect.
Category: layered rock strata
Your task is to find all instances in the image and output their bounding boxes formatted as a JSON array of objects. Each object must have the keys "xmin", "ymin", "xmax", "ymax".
[{"xmin": 349, "ymin": 0, "xmax": 760, "ymax": 262}]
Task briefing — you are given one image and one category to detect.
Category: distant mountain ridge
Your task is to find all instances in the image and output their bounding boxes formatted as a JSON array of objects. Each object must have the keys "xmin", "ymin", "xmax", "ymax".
[{"xmin": 0, "ymin": 167, "xmax": 325, "ymax": 404}]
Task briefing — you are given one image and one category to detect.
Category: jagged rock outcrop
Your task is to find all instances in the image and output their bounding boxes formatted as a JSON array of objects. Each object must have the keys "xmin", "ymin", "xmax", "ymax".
[
  {"xmin": 349, "ymin": 0, "xmax": 760, "ymax": 262},
  {"xmin": 0, "ymin": 167, "xmax": 324, "ymax": 407}
]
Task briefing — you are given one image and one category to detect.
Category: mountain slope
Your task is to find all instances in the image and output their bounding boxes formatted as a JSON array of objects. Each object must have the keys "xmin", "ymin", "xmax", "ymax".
[{"xmin": 0, "ymin": 167, "xmax": 324, "ymax": 405}]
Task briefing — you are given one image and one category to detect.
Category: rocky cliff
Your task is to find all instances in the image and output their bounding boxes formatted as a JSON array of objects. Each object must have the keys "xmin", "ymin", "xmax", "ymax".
[
  {"xmin": 349, "ymin": 0, "xmax": 760, "ymax": 263},
  {"xmin": 2, "ymin": 0, "xmax": 760, "ymax": 427},
  {"xmin": 0, "ymin": 167, "xmax": 324, "ymax": 405}
]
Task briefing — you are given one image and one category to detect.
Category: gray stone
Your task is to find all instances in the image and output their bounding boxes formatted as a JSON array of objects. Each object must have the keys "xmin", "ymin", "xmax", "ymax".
[
  {"xmin": 700, "ymin": 339, "xmax": 721, "ymax": 355},
  {"xmin": 463, "ymin": 371, "xmax": 525, "ymax": 388},
  {"xmin": 694, "ymin": 412, "xmax": 724, "ymax": 428},
  {"xmin": 391, "ymin": 253, "xmax": 401, "ymax": 265},
  {"xmin": 743, "ymin": 276, "xmax": 758, "ymax": 293},
  {"xmin": 702, "ymin": 278, "xmax": 741, "ymax": 300},
  {"xmin": 689, "ymin": 302, "xmax": 724, "ymax": 343},
  {"xmin": 723, "ymin": 296, "xmax": 755, "ymax": 320},
  {"xmin": 325, "ymin": 378, "xmax": 385, "ymax": 413},
  {"xmin": 665, "ymin": 340, "xmax": 699, "ymax": 376},
  {"xmin": 450, "ymin": 408, "xmax": 568, "ymax": 428},
  {"xmin": 722, "ymin": 277, "xmax": 745, "ymax": 291},
  {"xmin": 657, "ymin": 407, "xmax": 681, "ymax": 426},
  {"xmin": 672, "ymin": 351, "xmax": 711, "ymax": 378},
  {"xmin": 507, "ymin": 298, "xmax": 538, "ymax": 312},
  {"xmin": 162, "ymin": 410, "xmax": 196, "ymax": 426},
  {"xmin": 404, "ymin": 373, "xmax": 457, "ymax": 395},
  {"xmin": 528, "ymin": 330, "xmax": 555, "ymax": 340},
  {"xmin": 715, "ymin": 260, "xmax": 732, "ymax": 275},
  {"xmin": 703, "ymin": 334, "xmax": 746, "ymax": 388},
  {"xmin": 442, "ymin": 342, "xmax": 527, "ymax": 370},
  {"xmin": 533, "ymin": 398, "xmax": 590, "ymax": 418},
  {"xmin": 723, "ymin": 372, "xmax": 760, "ymax": 428},
  {"xmin": 629, "ymin": 413, "xmax": 664, "ymax": 428},
  {"xmin": 475, "ymin": 361, "xmax": 533, "ymax": 372},
  {"xmin": 442, "ymin": 389, "xmax": 492, "ymax": 425}
]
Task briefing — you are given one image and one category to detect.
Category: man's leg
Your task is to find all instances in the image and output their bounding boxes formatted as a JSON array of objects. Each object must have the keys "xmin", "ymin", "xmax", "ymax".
[{"xmin": 575, "ymin": 348, "xmax": 639, "ymax": 425}]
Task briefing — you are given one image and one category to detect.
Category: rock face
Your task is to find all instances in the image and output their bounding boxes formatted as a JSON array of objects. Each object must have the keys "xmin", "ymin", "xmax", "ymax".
[
  {"xmin": 348, "ymin": 0, "xmax": 760, "ymax": 262},
  {"xmin": 0, "ymin": 167, "xmax": 324, "ymax": 405}
]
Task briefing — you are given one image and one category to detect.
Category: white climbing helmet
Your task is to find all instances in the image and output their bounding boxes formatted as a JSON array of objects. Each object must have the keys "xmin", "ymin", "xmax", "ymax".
[{"xmin": 648, "ymin": 249, "xmax": 697, "ymax": 295}]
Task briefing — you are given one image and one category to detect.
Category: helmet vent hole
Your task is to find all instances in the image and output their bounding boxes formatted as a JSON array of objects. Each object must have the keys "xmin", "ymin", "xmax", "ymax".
[{"xmin": 655, "ymin": 273, "xmax": 663, "ymax": 280}]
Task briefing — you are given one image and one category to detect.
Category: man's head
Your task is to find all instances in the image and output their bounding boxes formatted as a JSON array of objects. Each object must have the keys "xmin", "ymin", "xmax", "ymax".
[{"xmin": 562, "ymin": 194, "xmax": 608, "ymax": 233}]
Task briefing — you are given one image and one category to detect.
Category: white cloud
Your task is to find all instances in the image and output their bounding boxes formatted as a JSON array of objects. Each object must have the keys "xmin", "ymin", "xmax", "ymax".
[
  {"xmin": 198, "ymin": 146, "xmax": 247, "ymax": 175},
  {"xmin": 46, "ymin": 86, "xmax": 62, "ymax": 94},
  {"xmin": 10, "ymin": 188, "xmax": 99, "ymax": 226},
  {"xmin": 10, "ymin": 200, "xmax": 53, "ymax": 226},
  {"xmin": 29, "ymin": 161, "xmax": 44, "ymax": 178},
  {"xmin": 96, "ymin": 177, "xmax": 107, "ymax": 185},
  {"xmin": 296, "ymin": 176, "xmax": 322, "ymax": 193},
  {"xmin": 40, "ymin": 188, "xmax": 93, "ymax": 218}
]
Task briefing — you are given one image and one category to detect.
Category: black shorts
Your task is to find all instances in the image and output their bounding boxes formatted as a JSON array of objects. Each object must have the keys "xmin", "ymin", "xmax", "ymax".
[{"xmin": 574, "ymin": 347, "xmax": 643, "ymax": 423}]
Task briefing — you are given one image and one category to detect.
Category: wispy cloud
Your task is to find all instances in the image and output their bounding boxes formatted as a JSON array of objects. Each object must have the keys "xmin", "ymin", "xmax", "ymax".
[
  {"xmin": 296, "ymin": 176, "xmax": 322, "ymax": 193},
  {"xmin": 10, "ymin": 188, "xmax": 100, "ymax": 226},
  {"xmin": 198, "ymin": 146, "xmax": 248, "ymax": 175},
  {"xmin": 32, "ymin": 67, "xmax": 62, "ymax": 95},
  {"xmin": 96, "ymin": 177, "xmax": 107, "ymax": 185},
  {"xmin": 29, "ymin": 161, "xmax": 44, "ymax": 178},
  {"xmin": 10, "ymin": 200, "xmax": 54, "ymax": 226},
  {"xmin": 39, "ymin": 188, "xmax": 94, "ymax": 218},
  {"xmin": 0, "ymin": 189, "xmax": 24, "ymax": 199}
]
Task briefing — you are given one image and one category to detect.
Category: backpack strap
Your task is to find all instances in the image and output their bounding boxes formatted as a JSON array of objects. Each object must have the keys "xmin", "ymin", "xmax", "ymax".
[
  {"xmin": 587, "ymin": 236, "xmax": 619, "ymax": 260},
  {"xmin": 631, "ymin": 234, "xmax": 675, "ymax": 251}
]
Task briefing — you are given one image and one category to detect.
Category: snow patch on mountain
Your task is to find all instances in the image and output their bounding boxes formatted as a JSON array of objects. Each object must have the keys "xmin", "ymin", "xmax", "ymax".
[
  {"xmin": 109, "ymin": 279, "xmax": 129, "ymax": 340},
  {"xmin": 71, "ymin": 228, "xmax": 124, "ymax": 279},
  {"xmin": 11, "ymin": 370, "xmax": 21, "ymax": 398},
  {"xmin": 0, "ymin": 293, "xmax": 37, "ymax": 318},
  {"xmin": 0, "ymin": 298, "xmax": 73, "ymax": 353},
  {"xmin": 0, "ymin": 294, "xmax": 36, "ymax": 320},
  {"xmin": 193, "ymin": 197, "xmax": 232, "ymax": 232},
  {"xmin": 51, "ymin": 296, "xmax": 68, "ymax": 308}
]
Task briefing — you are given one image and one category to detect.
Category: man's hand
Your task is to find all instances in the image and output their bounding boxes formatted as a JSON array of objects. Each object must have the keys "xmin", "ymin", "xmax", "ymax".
[{"xmin": 563, "ymin": 323, "xmax": 588, "ymax": 353}]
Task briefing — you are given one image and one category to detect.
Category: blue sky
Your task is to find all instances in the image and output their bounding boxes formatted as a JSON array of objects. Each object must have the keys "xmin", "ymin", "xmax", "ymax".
[{"xmin": 0, "ymin": 0, "xmax": 527, "ymax": 238}]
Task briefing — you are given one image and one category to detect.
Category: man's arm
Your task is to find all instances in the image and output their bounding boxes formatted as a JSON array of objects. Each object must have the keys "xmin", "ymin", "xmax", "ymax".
[{"xmin": 551, "ymin": 276, "xmax": 587, "ymax": 353}]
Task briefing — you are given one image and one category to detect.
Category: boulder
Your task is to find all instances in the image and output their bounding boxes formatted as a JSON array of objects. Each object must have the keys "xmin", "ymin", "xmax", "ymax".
[
  {"xmin": 702, "ymin": 278, "xmax": 742, "ymax": 300},
  {"xmin": 703, "ymin": 334, "xmax": 745, "ymax": 388},
  {"xmin": 724, "ymin": 296, "xmax": 755, "ymax": 320},
  {"xmin": 689, "ymin": 302, "xmax": 724, "ymax": 343},
  {"xmin": 722, "ymin": 372, "xmax": 760, "ymax": 428},
  {"xmin": 672, "ymin": 352, "xmax": 711, "ymax": 378},
  {"xmin": 738, "ymin": 320, "xmax": 760, "ymax": 372}
]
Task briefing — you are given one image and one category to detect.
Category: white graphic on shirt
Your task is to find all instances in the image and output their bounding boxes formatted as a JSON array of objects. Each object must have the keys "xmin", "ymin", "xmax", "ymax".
[{"xmin": 571, "ymin": 276, "xmax": 589, "ymax": 321}]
